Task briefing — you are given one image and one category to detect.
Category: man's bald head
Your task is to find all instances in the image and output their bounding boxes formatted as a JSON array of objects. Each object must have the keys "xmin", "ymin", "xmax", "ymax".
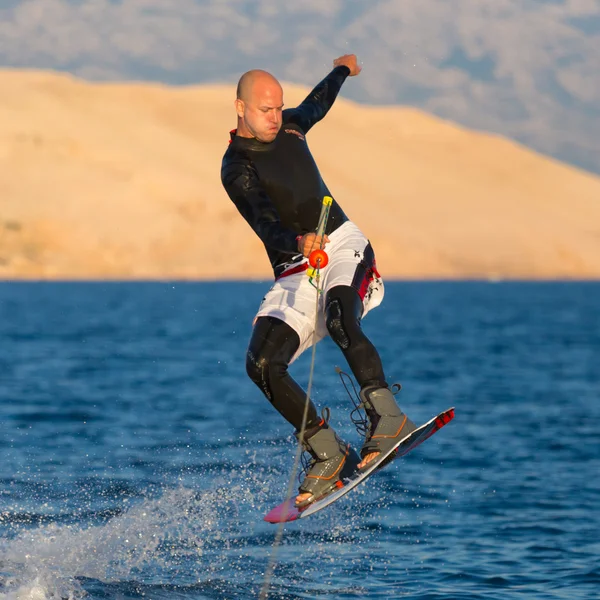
[
  {"xmin": 236, "ymin": 69, "xmax": 282, "ymax": 102},
  {"xmin": 234, "ymin": 69, "xmax": 284, "ymax": 143}
]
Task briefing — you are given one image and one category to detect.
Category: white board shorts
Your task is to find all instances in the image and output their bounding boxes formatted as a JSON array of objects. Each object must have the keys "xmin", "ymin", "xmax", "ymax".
[{"xmin": 254, "ymin": 221, "xmax": 385, "ymax": 364}]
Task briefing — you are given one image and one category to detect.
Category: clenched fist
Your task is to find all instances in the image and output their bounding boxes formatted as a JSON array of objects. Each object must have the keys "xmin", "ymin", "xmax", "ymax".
[
  {"xmin": 333, "ymin": 54, "xmax": 362, "ymax": 76},
  {"xmin": 297, "ymin": 233, "xmax": 330, "ymax": 257}
]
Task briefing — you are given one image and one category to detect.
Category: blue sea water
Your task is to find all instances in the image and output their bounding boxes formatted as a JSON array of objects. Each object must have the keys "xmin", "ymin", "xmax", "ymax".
[{"xmin": 0, "ymin": 281, "xmax": 599, "ymax": 600}]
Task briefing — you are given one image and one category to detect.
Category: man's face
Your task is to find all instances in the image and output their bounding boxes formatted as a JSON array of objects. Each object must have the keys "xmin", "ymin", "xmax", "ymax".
[{"xmin": 236, "ymin": 79, "xmax": 284, "ymax": 143}]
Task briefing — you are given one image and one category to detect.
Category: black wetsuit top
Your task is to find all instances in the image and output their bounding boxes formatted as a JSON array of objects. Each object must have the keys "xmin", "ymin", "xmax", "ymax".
[{"xmin": 221, "ymin": 65, "xmax": 351, "ymax": 278}]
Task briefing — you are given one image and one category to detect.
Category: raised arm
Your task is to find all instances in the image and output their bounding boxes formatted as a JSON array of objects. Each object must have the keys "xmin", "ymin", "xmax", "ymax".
[
  {"xmin": 284, "ymin": 54, "xmax": 362, "ymax": 134},
  {"xmin": 221, "ymin": 157, "xmax": 300, "ymax": 254}
]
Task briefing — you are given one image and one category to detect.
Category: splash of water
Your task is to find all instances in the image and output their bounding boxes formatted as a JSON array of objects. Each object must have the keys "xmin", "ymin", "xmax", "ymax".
[
  {"xmin": 0, "ymin": 461, "xmax": 376, "ymax": 600},
  {"xmin": 0, "ymin": 486, "xmax": 228, "ymax": 600}
]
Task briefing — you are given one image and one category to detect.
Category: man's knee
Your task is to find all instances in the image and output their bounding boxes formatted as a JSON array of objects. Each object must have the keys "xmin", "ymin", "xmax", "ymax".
[
  {"xmin": 325, "ymin": 285, "xmax": 363, "ymax": 350},
  {"xmin": 246, "ymin": 316, "xmax": 298, "ymax": 386},
  {"xmin": 325, "ymin": 297, "xmax": 351, "ymax": 349},
  {"xmin": 246, "ymin": 347, "xmax": 268, "ymax": 385}
]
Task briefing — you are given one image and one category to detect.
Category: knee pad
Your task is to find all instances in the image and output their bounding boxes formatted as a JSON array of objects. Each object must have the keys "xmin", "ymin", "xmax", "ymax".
[
  {"xmin": 325, "ymin": 298, "xmax": 351, "ymax": 350},
  {"xmin": 246, "ymin": 317, "xmax": 300, "ymax": 398},
  {"xmin": 325, "ymin": 285, "xmax": 366, "ymax": 351},
  {"xmin": 246, "ymin": 349, "xmax": 273, "ymax": 400},
  {"xmin": 246, "ymin": 348, "xmax": 267, "ymax": 385}
]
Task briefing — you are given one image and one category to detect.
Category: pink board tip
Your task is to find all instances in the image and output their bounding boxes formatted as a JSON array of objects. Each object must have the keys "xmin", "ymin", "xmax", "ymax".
[{"xmin": 264, "ymin": 499, "xmax": 300, "ymax": 523}]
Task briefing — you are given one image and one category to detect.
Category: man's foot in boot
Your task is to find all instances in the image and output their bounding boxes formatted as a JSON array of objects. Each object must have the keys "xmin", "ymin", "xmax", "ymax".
[
  {"xmin": 294, "ymin": 416, "xmax": 353, "ymax": 508},
  {"xmin": 357, "ymin": 384, "xmax": 417, "ymax": 470}
]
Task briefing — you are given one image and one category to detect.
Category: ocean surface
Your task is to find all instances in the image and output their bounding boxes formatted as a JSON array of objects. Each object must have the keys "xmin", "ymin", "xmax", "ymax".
[{"xmin": 0, "ymin": 281, "xmax": 599, "ymax": 600}]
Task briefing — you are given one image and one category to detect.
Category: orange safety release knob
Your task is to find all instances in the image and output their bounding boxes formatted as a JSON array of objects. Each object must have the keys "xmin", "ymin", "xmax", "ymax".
[{"xmin": 309, "ymin": 249, "xmax": 329, "ymax": 269}]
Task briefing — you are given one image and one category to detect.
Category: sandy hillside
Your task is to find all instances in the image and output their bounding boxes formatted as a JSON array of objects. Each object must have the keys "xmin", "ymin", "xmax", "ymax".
[{"xmin": 1, "ymin": 68, "xmax": 600, "ymax": 280}]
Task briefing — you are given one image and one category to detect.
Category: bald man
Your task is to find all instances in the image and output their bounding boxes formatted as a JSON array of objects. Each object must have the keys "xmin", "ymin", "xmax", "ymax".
[{"xmin": 221, "ymin": 55, "xmax": 416, "ymax": 508}]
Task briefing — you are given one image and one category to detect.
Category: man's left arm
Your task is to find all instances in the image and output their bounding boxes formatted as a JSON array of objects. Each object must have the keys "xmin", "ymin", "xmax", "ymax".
[{"xmin": 284, "ymin": 54, "xmax": 362, "ymax": 134}]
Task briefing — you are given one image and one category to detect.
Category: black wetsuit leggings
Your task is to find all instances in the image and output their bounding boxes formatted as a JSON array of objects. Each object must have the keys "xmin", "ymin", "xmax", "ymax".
[{"xmin": 246, "ymin": 284, "xmax": 386, "ymax": 431}]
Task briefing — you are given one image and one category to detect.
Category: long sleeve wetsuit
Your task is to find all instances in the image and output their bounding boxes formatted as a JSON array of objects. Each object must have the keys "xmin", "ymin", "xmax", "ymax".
[
  {"xmin": 220, "ymin": 65, "xmax": 388, "ymax": 432},
  {"xmin": 221, "ymin": 65, "xmax": 351, "ymax": 278}
]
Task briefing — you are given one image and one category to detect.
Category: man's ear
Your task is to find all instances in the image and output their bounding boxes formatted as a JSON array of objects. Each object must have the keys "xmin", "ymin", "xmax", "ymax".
[{"xmin": 235, "ymin": 98, "xmax": 245, "ymax": 119}]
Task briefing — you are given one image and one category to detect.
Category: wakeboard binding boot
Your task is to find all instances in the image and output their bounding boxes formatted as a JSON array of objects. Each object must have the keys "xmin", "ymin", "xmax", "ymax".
[
  {"xmin": 359, "ymin": 384, "xmax": 417, "ymax": 470},
  {"xmin": 295, "ymin": 410, "xmax": 359, "ymax": 508}
]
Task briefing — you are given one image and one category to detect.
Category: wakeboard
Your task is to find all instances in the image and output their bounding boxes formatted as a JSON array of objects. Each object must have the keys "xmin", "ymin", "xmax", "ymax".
[{"xmin": 264, "ymin": 406, "xmax": 454, "ymax": 523}]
